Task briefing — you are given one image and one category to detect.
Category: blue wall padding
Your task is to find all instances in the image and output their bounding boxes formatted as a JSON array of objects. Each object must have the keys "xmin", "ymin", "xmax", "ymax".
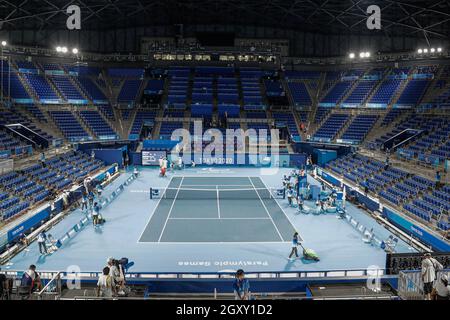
[
  {"xmin": 130, "ymin": 152, "xmax": 142, "ymax": 165},
  {"xmin": 92, "ymin": 149, "xmax": 123, "ymax": 166},
  {"xmin": 314, "ymin": 149, "xmax": 337, "ymax": 166}
]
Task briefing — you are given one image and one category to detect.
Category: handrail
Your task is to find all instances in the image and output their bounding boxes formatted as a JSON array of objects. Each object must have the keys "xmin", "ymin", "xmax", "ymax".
[
  {"xmin": 398, "ymin": 269, "xmax": 450, "ymax": 300},
  {"xmin": 36, "ymin": 271, "xmax": 62, "ymax": 299}
]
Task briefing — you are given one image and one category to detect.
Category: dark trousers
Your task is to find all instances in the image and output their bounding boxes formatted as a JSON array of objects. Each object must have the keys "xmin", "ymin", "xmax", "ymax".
[
  {"xmin": 289, "ymin": 247, "xmax": 299, "ymax": 258},
  {"xmin": 38, "ymin": 242, "xmax": 47, "ymax": 254},
  {"xmin": 81, "ymin": 202, "xmax": 87, "ymax": 210}
]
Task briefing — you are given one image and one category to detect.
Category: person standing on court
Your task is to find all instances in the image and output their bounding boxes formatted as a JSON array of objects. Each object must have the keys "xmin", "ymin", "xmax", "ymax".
[
  {"xmin": 92, "ymin": 202, "xmax": 100, "ymax": 226},
  {"xmin": 286, "ymin": 185, "xmax": 294, "ymax": 207},
  {"xmin": 81, "ymin": 193, "xmax": 88, "ymax": 212},
  {"xmin": 421, "ymin": 252, "xmax": 443, "ymax": 300},
  {"xmin": 289, "ymin": 232, "xmax": 300, "ymax": 260},
  {"xmin": 37, "ymin": 231, "xmax": 48, "ymax": 255}
]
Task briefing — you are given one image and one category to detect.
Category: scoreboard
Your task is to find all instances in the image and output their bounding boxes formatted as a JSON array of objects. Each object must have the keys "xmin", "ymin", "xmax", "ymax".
[{"xmin": 142, "ymin": 150, "xmax": 166, "ymax": 166}]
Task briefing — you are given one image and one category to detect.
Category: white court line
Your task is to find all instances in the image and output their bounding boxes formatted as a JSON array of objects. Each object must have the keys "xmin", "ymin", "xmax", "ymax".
[
  {"xmin": 181, "ymin": 184, "xmax": 254, "ymax": 187},
  {"xmin": 136, "ymin": 176, "xmax": 179, "ymax": 243},
  {"xmin": 138, "ymin": 241, "xmax": 291, "ymax": 245},
  {"xmin": 216, "ymin": 185, "xmax": 221, "ymax": 219},
  {"xmin": 157, "ymin": 176, "xmax": 184, "ymax": 242},
  {"xmin": 258, "ymin": 176, "xmax": 304, "ymax": 242},
  {"xmin": 248, "ymin": 176, "xmax": 284, "ymax": 242},
  {"xmin": 168, "ymin": 217, "xmax": 272, "ymax": 220}
]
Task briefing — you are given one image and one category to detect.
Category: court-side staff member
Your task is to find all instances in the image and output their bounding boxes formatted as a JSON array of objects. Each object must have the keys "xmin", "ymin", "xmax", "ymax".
[
  {"xmin": 287, "ymin": 186, "xmax": 294, "ymax": 206},
  {"xmin": 289, "ymin": 232, "xmax": 300, "ymax": 260},
  {"xmin": 233, "ymin": 269, "xmax": 250, "ymax": 300}
]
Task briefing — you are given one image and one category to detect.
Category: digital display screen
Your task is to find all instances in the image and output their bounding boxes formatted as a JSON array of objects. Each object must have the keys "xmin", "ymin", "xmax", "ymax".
[{"xmin": 142, "ymin": 150, "xmax": 166, "ymax": 166}]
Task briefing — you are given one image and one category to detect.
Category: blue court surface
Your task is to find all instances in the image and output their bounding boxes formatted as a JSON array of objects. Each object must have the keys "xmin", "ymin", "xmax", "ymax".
[{"xmin": 2, "ymin": 167, "xmax": 415, "ymax": 274}]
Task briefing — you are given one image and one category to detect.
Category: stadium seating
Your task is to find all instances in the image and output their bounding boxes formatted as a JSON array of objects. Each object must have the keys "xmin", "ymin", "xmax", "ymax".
[
  {"xmin": 24, "ymin": 73, "xmax": 59, "ymax": 102},
  {"xmin": 77, "ymin": 77, "xmax": 108, "ymax": 103},
  {"xmin": 396, "ymin": 80, "xmax": 430, "ymax": 106},
  {"xmin": 287, "ymin": 82, "xmax": 311, "ymax": 106},
  {"xmin": 118, "ymin": 79, "xmax": 142, "ymax": 103},
  {"xmin": 129, "ymin": 111, "xmax": 157, "ymax": 138},
  {"xmin": 341, "ymin": 115, "xmax": 378, "ymax": 143},
  {"xmin": 370, "ymin": 79, "xmax": 402, "ymax": 106},
  {"xmin": 50, "ymin": 75, "xmax": 86, "ymax": 102},
  {"xmin": 79, "ymin": 110, "xmax": 117, "ymax": 139},
  {"xmin": 50, "ymin": 111, "xmax": 91, "ymax": 141},
  {"xmin": 344, "ymin": 80, "xmax": 377, "ymax": 106},
  {"xmin": 1, "ymin": 150, "xmax": 105, "ymax": 221},
  {"xmin": 320, "ymin": 81, "xmax": 353, "ymax": 105},
  {"xmin": 313, "ymin": 113, "xmax": 349, "ymax": 141}
]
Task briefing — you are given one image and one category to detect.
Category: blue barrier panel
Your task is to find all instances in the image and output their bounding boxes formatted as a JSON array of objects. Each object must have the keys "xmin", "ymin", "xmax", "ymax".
[
  {"xmin": 91, "ymin": 149, "xmax": 123, "ymax": 166},
  {"xmin": 382, "ymin": 207, "xmax": 450, "ymax": 252},
  {"xmin": 320, "ymin": 171, "xmax": 341, "ymax": 187},
  {"xmin": 7, "ymin": 206, "xmax": 51, "ymax": 243}
]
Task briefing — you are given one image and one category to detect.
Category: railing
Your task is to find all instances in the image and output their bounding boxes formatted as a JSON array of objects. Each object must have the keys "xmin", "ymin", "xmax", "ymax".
[
  {"xmin": 2, "ymin": 268, "xmax": 387, "ymax": 283},
  {"xmin": 398, "ymin": 269, "xmax": 450, "ymax": 300},
  {"xmin": 34, "ymin": 271, "xmax": 62, "ymax": 300}
]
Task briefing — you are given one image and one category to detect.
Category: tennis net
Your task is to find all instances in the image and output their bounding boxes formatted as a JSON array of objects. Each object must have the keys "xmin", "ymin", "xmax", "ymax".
[{"xmin": 150, "ymin": 187, "xmax": 286, "ymax": 200}]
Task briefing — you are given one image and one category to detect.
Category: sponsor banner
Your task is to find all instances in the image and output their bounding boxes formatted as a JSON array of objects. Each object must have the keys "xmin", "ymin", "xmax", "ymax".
[
  {"xmin": 366, "ymin": 103, "xmax": 388, "ymax": 109},
  {"xmin": 382, "ymin": 207, "xmax": 450, "ymax": 252}
]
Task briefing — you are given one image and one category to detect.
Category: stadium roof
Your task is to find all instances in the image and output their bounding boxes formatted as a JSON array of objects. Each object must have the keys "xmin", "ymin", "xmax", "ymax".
[{"xmin": 1, "ymin": 0, "xmax": 449, "ymax": 44}]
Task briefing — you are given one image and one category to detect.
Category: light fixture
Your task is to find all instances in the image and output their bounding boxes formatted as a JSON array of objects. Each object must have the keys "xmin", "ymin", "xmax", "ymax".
[
  {"xmin": 56, "ymin": 46, "xmax": 62, "ymax": 52},
  {"xmin": 423, "ymin": 48, "xmax": 428, "ymax": 53},
  {"xmin": 437, "ymin": 47, "xmax": 442, "ymax": 53},
  {"xmin": 1, "ymin": 41, "xmax": 7, "ymax": 47},
  {"xmin": 61, "ymin": 47, "xmax": 68, "ymax": 53},
  {"xmin": 417, "ymin": 49, "xmax": 423, "ymax": 54},
  {"xmin": 349, "ymin": 53, "xmax": 355, "ymax": 59},
  {"xmin": 72, "ymin": 48, "xmax": 79, "ymax": 54},
  {"xmin": 365, "ymin": 52, "xmax": 371, "ymax": 58},
  {"xmin": 359, "ymin": 52, "xmax": 365, "ymax": 58},
  {"xmin": 430, "ymin": 48, "xmax": 436, "ymax": 53}
]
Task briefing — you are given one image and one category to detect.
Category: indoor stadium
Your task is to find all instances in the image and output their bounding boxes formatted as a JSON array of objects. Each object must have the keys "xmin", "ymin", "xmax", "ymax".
[{"xmin": 0, "ymin": 0, "xmax": 449, "ymax": 306}]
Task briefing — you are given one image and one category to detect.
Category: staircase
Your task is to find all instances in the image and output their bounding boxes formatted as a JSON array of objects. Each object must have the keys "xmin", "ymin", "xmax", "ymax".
[
  {"xmin": 96, "ymin": 107, "xmax": 120, "ymax": 138},
  {"xmin": 388, "ymin": 78, "xmax": 409, "ymax": 108},
  {"xmin": 281, "ymin": 78, "xmax": 295, "ymax": 107},
  {"xmin": 120, "ymin": 108, "xmax": 137, "ymax": 139},
  {"xmin": 73, "ymin": 109, "xmax": 97, "ymax": 139},
  {"xmin": 309, "ymin": 110, "xmax": 331, "ymax": 137},
  {"xmin": 69, "ymin": 76, "xmax": 92, "ymax": 104},
  {"xmin": 44, "ymin": 76, "xmax": 65, "ymax": 102},
  {"xmin": 338, "ymin": 69, "xmax": 372, "ymax": 107},
  {"xmin": 364, "ymin": 68, "xmax": 391, "ymax": 106},
  {"xmin": 308, "ymin": 72, "xmax": 326, "ymax": 124},
  {"xmin": 151, "ymin": 108, "xmax": 165, "ymax": 139},
  {"xmin": 421, "ymin": 67, "xmax": 448, "ymax": 104},
  {"xmin": 334, "ymin": 113, "xmax": 355, "ymax": 141}
]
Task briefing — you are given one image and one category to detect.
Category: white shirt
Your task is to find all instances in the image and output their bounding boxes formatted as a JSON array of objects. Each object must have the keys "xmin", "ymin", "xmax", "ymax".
[
  {"xmin": 435, "ymin": 279, "xmax": 450, "ymax": 298},
  {"xmin": 421, "ymin": 258, "xmax": 443, "ymax": 283},
  {"xmin": 37, "ymin": 233, "xmax": 46, "ymax": 243},
  {"xmin": 26, "ymin": 269, "xmax": 36, "ymax": 280}
]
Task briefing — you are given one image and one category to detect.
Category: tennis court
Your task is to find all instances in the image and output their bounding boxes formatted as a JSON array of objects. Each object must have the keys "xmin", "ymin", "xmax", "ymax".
[{"xmin": 139, "ymin": 176, "xmax": 298, "ymax": 243}]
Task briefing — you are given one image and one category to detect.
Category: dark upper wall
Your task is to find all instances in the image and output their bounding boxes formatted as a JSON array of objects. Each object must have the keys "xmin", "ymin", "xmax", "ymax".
[{"xmin": 2, "ymin": 24, "xmax": 443, "ymax": 58}]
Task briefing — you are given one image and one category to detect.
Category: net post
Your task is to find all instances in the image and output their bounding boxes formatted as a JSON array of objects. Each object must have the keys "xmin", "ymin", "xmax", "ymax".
[{"xmin": 149, "ymin": 188, "xmax": 153, "ymax": 200}]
